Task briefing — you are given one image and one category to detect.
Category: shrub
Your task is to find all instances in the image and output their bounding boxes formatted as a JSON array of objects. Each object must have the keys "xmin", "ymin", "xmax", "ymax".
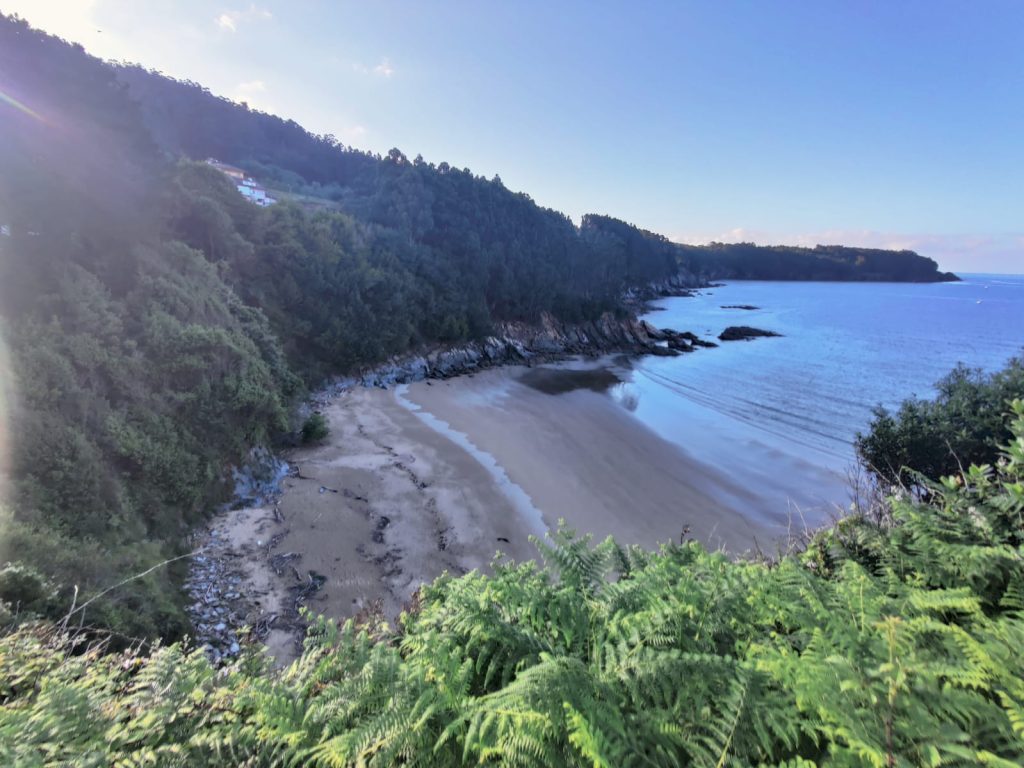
[
  {"xmin": 856, "ymin": 356, "xmax": 1024, "ymax": 487},
  {"xmin": 0, "ymin": 562, "xmax": 56, "ymax": 617},
  {"xmin": 301, "ymin": 412, "xmax": 329, "ymax": 444}
]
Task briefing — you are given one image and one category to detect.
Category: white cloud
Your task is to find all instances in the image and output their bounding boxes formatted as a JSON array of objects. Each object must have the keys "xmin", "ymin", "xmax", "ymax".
[
  {"xmin": 215, "ymin": 5, "xmax": 272, "ymax": 33},
  {"xmin": 216, "ymin": 12, "xmax": 237, "ymax": 31},
  {"xmin": 351, "ymin": 57, "xmax": 395, "ymax": 78},
  {"xmin": 232, "ymin": 79, "xmax": 271, "ymax": 111},
  {"xmin": 216, "ymin": 13, "xmax": 237, "ymax": 32},
  {"xmin": 670, "ymin": 228, "xmax": 1024, "ymax": 273},
  {"xmin": 237, "ymin": 79, "xmax": 266, "ymax": 93},
  {"xmin": 342, "ymin": 124, "xmax": 368, "ymax": 142}
]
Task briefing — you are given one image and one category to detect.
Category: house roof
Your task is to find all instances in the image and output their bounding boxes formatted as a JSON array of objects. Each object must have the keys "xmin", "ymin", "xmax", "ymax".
[{"xmin": 206, "ymin": 159, "xmax": 246, "ymax": 176}]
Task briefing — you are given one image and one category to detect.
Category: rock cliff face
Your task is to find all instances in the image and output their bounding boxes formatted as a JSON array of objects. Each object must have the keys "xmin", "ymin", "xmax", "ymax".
[
  {"xmin": 328, "ymin": 313, "xmax": 664, "ymax": 391},
  {"xmin": 310, "ymin": 274, "xmax": 711, "ymax": 397},
  {"xmin": 314, "ymin": 316, "xmax": 709, "ymax": 398},
  {"xmin": 622, "ymin": 271, "xmax": 705, "ymax": 305}
]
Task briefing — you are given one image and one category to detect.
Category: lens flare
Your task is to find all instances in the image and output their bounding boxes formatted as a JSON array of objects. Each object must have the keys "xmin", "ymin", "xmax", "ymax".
[
  {"xmin": 0, "ymin": 330, "xmax": 10, "ymax": 512},
  {"xmin": 0, "ymin": 89, "xmax": 46, "ymax": 123}
]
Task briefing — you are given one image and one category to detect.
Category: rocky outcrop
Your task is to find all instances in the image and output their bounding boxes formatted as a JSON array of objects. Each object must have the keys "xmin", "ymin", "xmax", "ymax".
[
  {"xmin": 718, "ymin": 326, "xmax": 782, "ymax": 341},
  {"xmin": 622, "ymin": 271, "xmax": 709, "ymax": 308},
  {"xmin": 186, "ymin": 448, "xmax": 292, "ymax": 663},
  {"xmin": 311, "ymin": 311, "xmax": 720, "ymax": 402}
]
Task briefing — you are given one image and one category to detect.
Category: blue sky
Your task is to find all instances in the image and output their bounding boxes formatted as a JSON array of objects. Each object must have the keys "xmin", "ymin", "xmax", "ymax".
[{"xmin": 6, "ymin": 1, "xmax": 1023, "ymax": 272}]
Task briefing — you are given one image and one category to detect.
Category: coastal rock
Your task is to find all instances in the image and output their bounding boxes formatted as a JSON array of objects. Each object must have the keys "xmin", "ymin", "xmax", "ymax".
[
  {"xmin": 718, "ymin": 326, "xmax": 782, "ymax": 342},
  {"xmin": 312, "ymin": 304, "xmax": 727, "ymax": 396},
  {"xmin": 622, "ymin": 270, "xmax": 708, "ymax": 307}
]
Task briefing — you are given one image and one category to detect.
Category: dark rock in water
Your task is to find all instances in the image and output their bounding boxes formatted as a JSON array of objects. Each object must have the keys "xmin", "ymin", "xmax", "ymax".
[
  {"xmin": 667, "ymin": 330, "xmax": 718, "ymax": 348},
  {"xmin": 721, "ymin": 304, "xmax": 760, "ymax": 311},
  {"xmin": 649, "ymin": 345, "xmax": 682, "ymax": 356},
  {"xmin": 718, "ymin": 326, "xmax": 782, "ymax": 341},
  {"xmin": 520, "ymin": 366, "xmax": 623, "ymax": 395}
]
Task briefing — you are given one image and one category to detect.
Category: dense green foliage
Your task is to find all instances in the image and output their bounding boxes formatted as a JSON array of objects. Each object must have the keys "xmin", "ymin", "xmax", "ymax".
[
  {"xmin": 856, "ymin": 358, "xmax": 1024, "ymax": 488},
  {"xmin": 3, "ymin": 404, "xmax": 1023, "ymax": 766},
  {"xmin": 0, "ymin": 19, "xmax": 299, "ymax": 637}
]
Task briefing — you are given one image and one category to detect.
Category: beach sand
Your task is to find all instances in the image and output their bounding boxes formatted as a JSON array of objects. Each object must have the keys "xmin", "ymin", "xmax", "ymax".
[
  {"xmin": 229, "ymin": 359, "xmax": 778, "ymax": 663},
  {"xmin": 402, "ymin": 362, "xmax": 774, "ymax": 552}
]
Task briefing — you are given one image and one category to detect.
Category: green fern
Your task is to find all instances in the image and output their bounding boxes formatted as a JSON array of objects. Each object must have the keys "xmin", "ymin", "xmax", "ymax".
[{"xmin": 3, "ymin": 401, "xmax": 1024, "ymax": 766}]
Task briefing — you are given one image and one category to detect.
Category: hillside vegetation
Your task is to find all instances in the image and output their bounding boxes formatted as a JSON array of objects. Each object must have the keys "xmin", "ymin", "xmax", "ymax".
[
  {"xmin": 679, "ymin": 242, "xmax": 959, "ymax": 282},
  {"xmin": 0, "ymin": 14, "xmax": 958, "ymax": 639},
  {"xmin": 116, "ymin": 66, "xmax": 957, "ymax": 285},
  {"xmin": 3, "ymin": 403, "xmax": 1023, "ymax": 766}
]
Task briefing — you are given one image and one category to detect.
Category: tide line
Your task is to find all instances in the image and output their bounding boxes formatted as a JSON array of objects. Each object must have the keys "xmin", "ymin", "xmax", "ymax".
[{"xmin": 394, "ymin": 384, "xmax": 550, "ymax": 540}]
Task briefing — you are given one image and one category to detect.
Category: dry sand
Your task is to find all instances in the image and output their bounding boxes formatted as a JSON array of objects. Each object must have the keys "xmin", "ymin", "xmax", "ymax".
[{"xmin": 224, "ymin": 359, "xmax": 778, "ymax": 663}]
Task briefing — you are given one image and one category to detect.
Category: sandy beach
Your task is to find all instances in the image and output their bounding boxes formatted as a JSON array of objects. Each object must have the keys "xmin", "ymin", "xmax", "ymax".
[
  {"xmin": 401, "ymin": 361, "xmax": 775, "ymax": 552},
  {"xmin": 218, "ymin": 358, "xmax": 780, "ymax": 662}
]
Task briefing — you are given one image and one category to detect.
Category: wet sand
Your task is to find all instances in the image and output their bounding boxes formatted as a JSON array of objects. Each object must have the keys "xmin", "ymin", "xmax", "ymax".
[
  {"xmin": 226, "ymin": 359, "xmax": 778, "ymax": 663},
  {"xmin": 402, "ymin": 363, "xmax": 774, "ymax": 552}
]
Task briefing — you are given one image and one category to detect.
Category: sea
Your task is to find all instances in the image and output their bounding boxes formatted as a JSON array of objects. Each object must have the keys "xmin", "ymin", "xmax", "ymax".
[{"xmin": 616, "ymin": 274, "xmax": 1024, "ymax": 531}]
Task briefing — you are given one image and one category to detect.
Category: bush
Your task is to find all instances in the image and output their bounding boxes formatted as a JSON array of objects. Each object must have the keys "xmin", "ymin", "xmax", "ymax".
[
  {"xmin": 301, "ymin": 412, "xmax": 329, "ymax": 444},
  {"xmin": 0, "ymin": 562, "xmax": 56, "ymax": 617},
  {"xmin": 856, "ymin": 356, "xmax": 1024, "ymax": 487}
]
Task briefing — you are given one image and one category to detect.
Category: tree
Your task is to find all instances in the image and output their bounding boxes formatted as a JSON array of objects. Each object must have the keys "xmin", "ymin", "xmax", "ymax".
[{"xmin": 856, "ymin": 357, "xmax": 1024, "ymax": 487}]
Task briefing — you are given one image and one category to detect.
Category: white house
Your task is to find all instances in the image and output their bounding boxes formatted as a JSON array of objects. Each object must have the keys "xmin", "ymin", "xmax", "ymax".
[
  {"xmin": 237, "ymin": 177, "xmax": 276, "ymax": 207},
  {"xmin": 206, "ymin": 159, "xmax": 276, "ymax": 207}
]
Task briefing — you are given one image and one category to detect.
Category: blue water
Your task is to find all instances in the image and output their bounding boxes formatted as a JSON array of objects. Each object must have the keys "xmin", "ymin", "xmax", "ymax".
[{"xmin": 623, "ymin": 274, "xmax": 1024, "ymax": 529}]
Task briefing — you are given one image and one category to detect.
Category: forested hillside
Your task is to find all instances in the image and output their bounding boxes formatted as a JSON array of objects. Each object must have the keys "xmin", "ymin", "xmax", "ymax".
[
  {"xmin": 115, "ymin": 62, "xmax": 957, "ymax": 286},
  {"xmin": 678, "ymin": 241, "xmax": 959, "ymax": 282}
]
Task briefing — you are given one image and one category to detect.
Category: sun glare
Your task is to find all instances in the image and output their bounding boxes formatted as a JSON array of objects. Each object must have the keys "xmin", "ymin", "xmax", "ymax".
[
  {"xmin": 0, "ymin": 332, "xmax": 10, "ymax": 512},
  {"xmin": 0, "ymin": 88, "xmax": 46, "ymax": 123}
]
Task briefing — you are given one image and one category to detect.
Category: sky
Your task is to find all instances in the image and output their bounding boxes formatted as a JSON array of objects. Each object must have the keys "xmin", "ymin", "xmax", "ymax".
[{"xmin": 4, "ymin": 0, "xmax": 1023, "ymax": 272}]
